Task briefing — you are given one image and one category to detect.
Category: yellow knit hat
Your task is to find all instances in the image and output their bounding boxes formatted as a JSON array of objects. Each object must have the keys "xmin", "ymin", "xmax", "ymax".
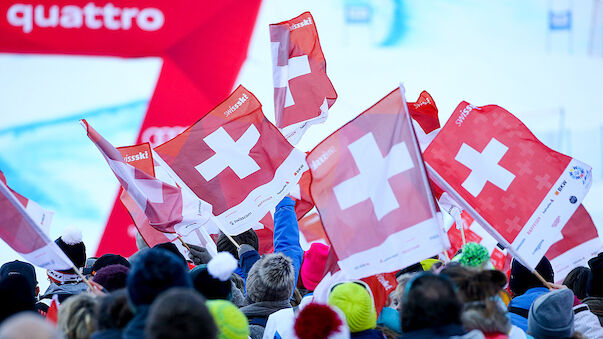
[
  {"xmin": 207, "ymin": 300, "xmax": 249, "ymax": 339},
  {"xmin": 327, "ymin": 282, "xmax": 377, "ymax": 333}
]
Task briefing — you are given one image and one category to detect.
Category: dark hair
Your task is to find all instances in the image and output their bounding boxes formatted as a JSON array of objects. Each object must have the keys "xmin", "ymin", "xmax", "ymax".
[
  {"xmin": 96, "ymin": 289, "xmax": 134, "ymax": 330},
  {"xmin": 145, "ymin": 288, "xmax": 217, "ymax": 339},
  {"xmin": 216, "ymin": 230, "xmax": 259, "ymax": 259},
  {"xmin": 400, "ymin": 274, "xmax": 462, "ymax": 332},
  {"xmin": 563, "ymin": 266, "xmax": 591, "ymax": 300}
]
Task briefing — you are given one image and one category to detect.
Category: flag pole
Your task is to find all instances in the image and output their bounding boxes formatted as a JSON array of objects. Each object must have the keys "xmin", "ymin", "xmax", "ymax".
[
  {"xmin": 424, "ymin": 163, "xmax": 544, "ymax": 274},
  {"xmin": 177, "ymin": 235, "xmax": 193, "ymax": 252}
]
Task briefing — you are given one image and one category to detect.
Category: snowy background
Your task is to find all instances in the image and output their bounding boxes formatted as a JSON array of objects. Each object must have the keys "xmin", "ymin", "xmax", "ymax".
[{"xmin": 1, "ymin": 0, "xmax": 603, "ymax": 289}]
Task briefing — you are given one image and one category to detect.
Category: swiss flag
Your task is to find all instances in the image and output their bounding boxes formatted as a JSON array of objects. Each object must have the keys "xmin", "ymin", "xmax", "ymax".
[
  {"xmin": 547, "ymin": 204, "xmax": 603, "ymax": 282},
  {"xmin": 154, "ymin": 86, "xmax": 308, "ymax": 235},
  {"xmin": 307, "ymin": 86, "xmax": 446, "ymax": 279},
  {"xmin": 424, "ymin": 102, "xmax": 592, "ymax": 269},
  {"xmin": 270, "ymin": 12, "xmax": 337, "ymax": 144},
  {"xmin": 290, "ymin": 167, "xmax": 314, "ymax": 219}
]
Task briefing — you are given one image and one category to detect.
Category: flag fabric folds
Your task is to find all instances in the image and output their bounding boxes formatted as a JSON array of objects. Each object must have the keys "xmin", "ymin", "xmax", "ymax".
[
  {"xmin": 307, "ymin": 86, "xmax": 446, "ymax": 279},
  {"xmin": 154, "ymin": 86, "xmax": 308, "ymax": 235},
  {"xmin": 424, "ymin": 102, "xmax": 592, "ymax": 270},
  {"xmin": 0, "ymin": 171, "xmax": 73, "ymax": 270},
  {"xmin": 270, "ymin": 12, "xmax": 337, "ymax": 144}
]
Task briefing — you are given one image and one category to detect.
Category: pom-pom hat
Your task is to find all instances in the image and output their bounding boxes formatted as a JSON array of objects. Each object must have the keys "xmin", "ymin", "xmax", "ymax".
[{"xmin": 54, "ymin": 227, "xmax": 86, "ymax": 268}]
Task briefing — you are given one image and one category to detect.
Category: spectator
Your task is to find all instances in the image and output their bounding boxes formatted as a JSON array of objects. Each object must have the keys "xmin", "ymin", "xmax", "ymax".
[
  {"xmin": 583, "ymin": 252, "xmax": 603, "ymax": 325},
  {"xmin": 92, "ymin": 265, "xmax": 129, "ymax": 292},
  {"xmin": 293, "ymin": 303, "xmax": 350, "ymax": 339},
  {"xmin": 123, "ymin": 248, "xmax": 192, "ymax": 339},
  {"xmin": 144, "ymin": 288, "xmax": 217, "ymax": 339},
  {"xmin": 190, "ymin": 252, "xmax": 245, "ymax": 307},
  {"xmin": 0, "ymin": 275, "xmax": 36, "ymax": 323},
  {"xmin": 399, "ymin": 273, "xmax": 483, "ymax": 338},
  {"xmin": 0, "ymin": 313, "xmax": 62, "ymax": 339},
  {"xmin": 89, "ymin": 254, "xmax": 130, "ymax": 276},
  {"xmin": 207, "ymin": 299, "xmax": 249, "ymax": 339},
  {"xmin": 507, "ymin": 257, "xmax": 554, "ymax": 331},
  {"xmin": 0, "ymin": 260, "xmax": 47, "ymax": 315},
  {"xmin": 328, "ymin": 281, "xmax": 383, "ymax": 338},
  {"xmin": 90, "ymin": 289, "xmax": 133, "ymax": 339},
  {"xmin": 562, "ymin": 267, "xmax": 590, "ymax": 300},
  {"xmin": 57, "ymin": 293, "xmax": 97, "ymax": 339},
  {"xmin": 527, "ymin": 288, "xmax": 581, "ymax": 339}
]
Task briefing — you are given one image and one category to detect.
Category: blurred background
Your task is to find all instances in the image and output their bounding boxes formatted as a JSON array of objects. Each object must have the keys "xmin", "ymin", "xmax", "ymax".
[{"xmin": 1, "ymin": 0, "xmax": 603, "ymax": 287}]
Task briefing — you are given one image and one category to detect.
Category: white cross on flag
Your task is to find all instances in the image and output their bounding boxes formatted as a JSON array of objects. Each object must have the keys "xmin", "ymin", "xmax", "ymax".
[
  {"xmin": 307, "ymin": 86, "xmax": 447, "ymax": 279},
  {"xmin": 82, "ymin": 120, "xmax": 205, "ymax": 235},
  {"xmin": 270, "ymin": 12, "xmax": 337, "ymax": 145},
  {"xmin": 0, "ymin": 170, "xmax": 74, "ymax": 270},
  {"xmin": 154, "ymin": 86, "xmax": 308, "ymax": 235},
  {"xmin": 424, "ymin": 102, "xmax": 592, "ymax": 270}
]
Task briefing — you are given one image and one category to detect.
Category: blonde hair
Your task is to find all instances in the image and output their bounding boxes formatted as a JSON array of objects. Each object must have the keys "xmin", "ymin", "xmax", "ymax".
[{"xmin": 57, "ymin": 293, "xmax": 97, "ymax": 339}]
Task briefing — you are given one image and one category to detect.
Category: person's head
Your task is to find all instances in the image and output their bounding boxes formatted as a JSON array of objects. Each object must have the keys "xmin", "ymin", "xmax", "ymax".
[
  {"xmin": 54, "ymin": 227, "xmax": 87, "ymax": 270},
  {"xmin": 57, "ymin": 293, "xmax": 97, "ymax": 339},
  {"xmin": 95, "ymin": 289, "xmax": 133, "ymax": 331},
  {"xmin": 587, "ymin": 252, "xmax": 603, "ymax": 297},
  {"xmin": 0, "ymin": 275, "xmax": 36, "ymax": 323},
  {"xmin": 528, "ymin": 288, "xmax": 575, "ymax": 339},
  {"xmin": 145, "ymin": 288, "xmax": 217, "ymax": 339},
  {"xmin": 509, "ymin": 257, "xmax": 554, "ymax": 296},
  {"xmin": 327, "ymin": 281, "xmax": 377, "ymax": 333},
  {"xmin": 126, "ymin": 248, "xmax": 192, "ymax": 309},
  {"xmin": 455, "ymin": 242, "xmax": 490, "ymax": 268},
  {"xmin": 294, "ymin": 303, "xmax": 349, "ymax": 339},
  {"xmin": 300, "ymin": 243, "xmax": 330, "ymax": 291},
  {"xmin": 92, "ymin": 264, "xmax": 129, "ymax": 292},
  {"xmin": 206, "ymin": 300, "xmax": 249, "ymax": 339},
  {"xmin": 562, "ymin": 266, "xmax": 591, "ymax": 300},
  {"xmin": 246, "ymin": 253, "xmax": 295, "ymax": 303},
  {"xmin": 0, "ymin": 261, "xmax": 38, "ymax": 296},
  {"xmin": 190, "ymin": 252, "xmax": 237, "ymax": 300},
  {"xmin": 152, "ymin": 242, "xmax": 187, "ymax": 267},
  {"xmin": 90, "ymin": 254, "xmax": 130, "ymax": 276},
  {"xmin": 0, "ymin": 313, "xmax": 62, "ymax": 339},
  {"xmin": 216, "ymin": 230, "xmax": 258, "ymax": 260},
  {"xmin": 400, "ymin": 273, "xmax": 462, "ymax": 333}
]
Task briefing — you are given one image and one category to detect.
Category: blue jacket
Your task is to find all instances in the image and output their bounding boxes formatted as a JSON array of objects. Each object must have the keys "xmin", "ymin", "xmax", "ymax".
[
  {"xmin": 352, "ymin": 329, "xmax": 386, "ymax": 338},
  {"xmin": 508, "ymin": 287, "xmax": 549, "ymax": 332},
  {"xmin": 240, "ymin": 197, "xmax": 304, "ymax": 294}
]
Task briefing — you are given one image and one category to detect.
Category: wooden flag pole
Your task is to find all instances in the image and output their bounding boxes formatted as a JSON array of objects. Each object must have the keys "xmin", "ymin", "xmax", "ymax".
[
  {"xmin": 460, "ymin": 224, "xmax": 467, "ymax": 245},
  {"xmin": 177, "ymin": 235, "xmax": 193, "ymax": 252},
  {"xmin": 225, "ymin": 233, "xmax": 241, "ymax": 250}
]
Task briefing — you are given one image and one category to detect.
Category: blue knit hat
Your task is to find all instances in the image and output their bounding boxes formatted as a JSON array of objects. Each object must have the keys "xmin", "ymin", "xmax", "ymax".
[
  {"xmin": 528, "ymin": 289, "xmax": 574, "ymax": 338},
  {"xmin": 126, "ymin": 248, "xmax": 192, "ymax": 307}
]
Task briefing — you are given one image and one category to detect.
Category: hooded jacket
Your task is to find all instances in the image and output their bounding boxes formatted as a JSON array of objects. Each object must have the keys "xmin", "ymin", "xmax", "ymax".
[
  {"xmin": 573, "ymin": 303, "xmax": 603, "ymax": 337},
  {"xmin": 507, "ymin": 287, "xmax": 549, "ymax": 331}
]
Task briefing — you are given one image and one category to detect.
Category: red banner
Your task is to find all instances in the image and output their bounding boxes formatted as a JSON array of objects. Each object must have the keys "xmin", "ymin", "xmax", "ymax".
[{"xmin": 0, "ymin": 0, "xmax": 263, "ymax": 256}]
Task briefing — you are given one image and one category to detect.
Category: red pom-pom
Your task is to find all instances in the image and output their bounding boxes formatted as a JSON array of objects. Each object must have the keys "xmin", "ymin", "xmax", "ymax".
[{"xmin": 294, "ymin": 303, "xmax": 343, "ymax": 339}]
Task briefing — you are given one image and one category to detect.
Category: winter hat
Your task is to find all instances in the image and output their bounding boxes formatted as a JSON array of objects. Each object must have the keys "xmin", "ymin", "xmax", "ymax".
[
  {"xmin": 126, "ymin": 248, "xmax": 192, "ymax": 307},
  {"xmin": 587, "ymin": 252, "xmax": 603, "ymax": 297},
  {"xmin": 0, "ymin": 260, "xmax": 37, "ymax": 292},
  {"xmin": 528, "ymin": 288, "xmax": 574, "ymax": 338},
  {"xmin": 217, "ymin": 229, "xmax": 259, "ymax": 260},
  {"xmin": 153, "ymin": 242, "xmax": 188, "ymax": 266},
  {"xmin": 0, "ymin": 274, "xmax": 36, "ymax": 323},
  {"xmin": 246, "ymin": 252, "xmax": 295, "ymax": 302},
  {"xmin": 328, "ymin": 282, "xmax": 377, "ymax": 333},
  {"xmin": 92, "ymin": 264, "xmax": 129, "ymax": 292},
  {"xmin": 294, "ymin": 303, "xmax": 350, "ymax": 339},
  {"xmin": 207, "ymin": 300, "xmax": 249, "ymax": 339},
  {"xmin": 420, "ymin": 258, "xmax": 443, "ymax": 271},
  {"xmin": 55, "ymin": 227, "xmax": 86, "ymax": 268},
  {"xmin": 91, "ymin": 254, "xmax": 130, "ymax": 275},
  {"xmin": 509, "ymin": 257, "xmax": 554, "ymax": 296},
  {"xmin": 456, "ymin": 242, "xmax": 490, "ymax": 267},
  {"xmin": 300, "ymin": 243, "xmax": 330, "ymax": 291},
  {"xmin": 191, "ymin": 252, "xmax": 238, "ymax": 300}
]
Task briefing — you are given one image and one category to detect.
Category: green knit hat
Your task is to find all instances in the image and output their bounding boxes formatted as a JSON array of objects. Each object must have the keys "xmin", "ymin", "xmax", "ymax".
[
  {"xmin": 327, "ymin": 282, "xmax": 377, "ymax": 333},
  {"xmin": 207, "ymin": 300, "xmax": 249, "ymax": 339},
  {"xmin": 456, "ymin": 242, "xmax": 490, "ymax": 267}
]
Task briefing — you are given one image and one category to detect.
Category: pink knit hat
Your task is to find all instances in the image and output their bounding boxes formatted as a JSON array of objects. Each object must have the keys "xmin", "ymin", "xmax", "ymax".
[{"xmin": 300, "ymin": 243, "xmax": 330, "ymax": 291}]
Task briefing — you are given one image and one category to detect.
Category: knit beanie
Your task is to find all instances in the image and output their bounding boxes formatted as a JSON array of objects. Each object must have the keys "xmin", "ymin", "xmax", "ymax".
[
  {"xmin": 246, "ymin": 253, "xmax": 295, "ymax": 303},
  {"xmin": 328, "ymin": 282, "xmax": 377, "ymax": 333},
  {"xmin": 153, "ymin": 242, "xmax": 188, "ymax": 266},
  {"xmin": 420, "ymin": 258, "xmax": 443, "ymax": 271},
  {"xmin": 207, "ymin": 300, "xmax": 249, "ymax": 339},
  {"xmin": 190, "ymin": 252, "xmax": 238, "ymax": 300},
  {"xmin": 300, "ymin": 243, "xmax": 330, "ymax": 291},
  {"xmin": 55, "ymin": 227, "xmax": 86, "ymax": 268},
  {"xmin": 91, "ymin": 254, "xmax": 130, "ymax": 275},
  {"xmin": 528, "ymin": 289, "xmax": 574, "ymax": 338},
  {"xmin": 587, "ymin": 252, "xmax": 603, "ymax": 297},
  {"xmin": 509, "ymin": 257, "xmax": 554, "ymax": 296},
  {"xmin": 456, "ymin": 242, "xmax": 490, "ymax": 267},
  {"xmin": 92, "ymin": 264, "xmax": 129, "ymax": 292},
  {"xmin": 0, "ymin": 260, "xmax": 37, "ymax": 292},
  {"xmin": 126, "ymin": 248, "xmax": 192, "ymax": 307},
  {"xmin": 294, "ymin": 303, "xmax": 350, "ymax": 339}
]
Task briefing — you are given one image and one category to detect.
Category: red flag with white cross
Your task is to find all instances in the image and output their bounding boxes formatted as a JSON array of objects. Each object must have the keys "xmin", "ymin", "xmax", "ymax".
[
  {"xmin": 424, "ymin": 102, "xmax": 592, "ymax": 270},
  {"xmin": 270, "ymin": 12, "xmax": 337, "ymax": 145},
  {"xmin": 546, "ymin": 204, "xmax": 603, "ymax": 282},
  {"xmin": 154, "ymin": 86, "xmax": 308, "ymax": 235},
  {"xmin": 307, "ymin": 86, "xmax": 447, "ymax": 279}
]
